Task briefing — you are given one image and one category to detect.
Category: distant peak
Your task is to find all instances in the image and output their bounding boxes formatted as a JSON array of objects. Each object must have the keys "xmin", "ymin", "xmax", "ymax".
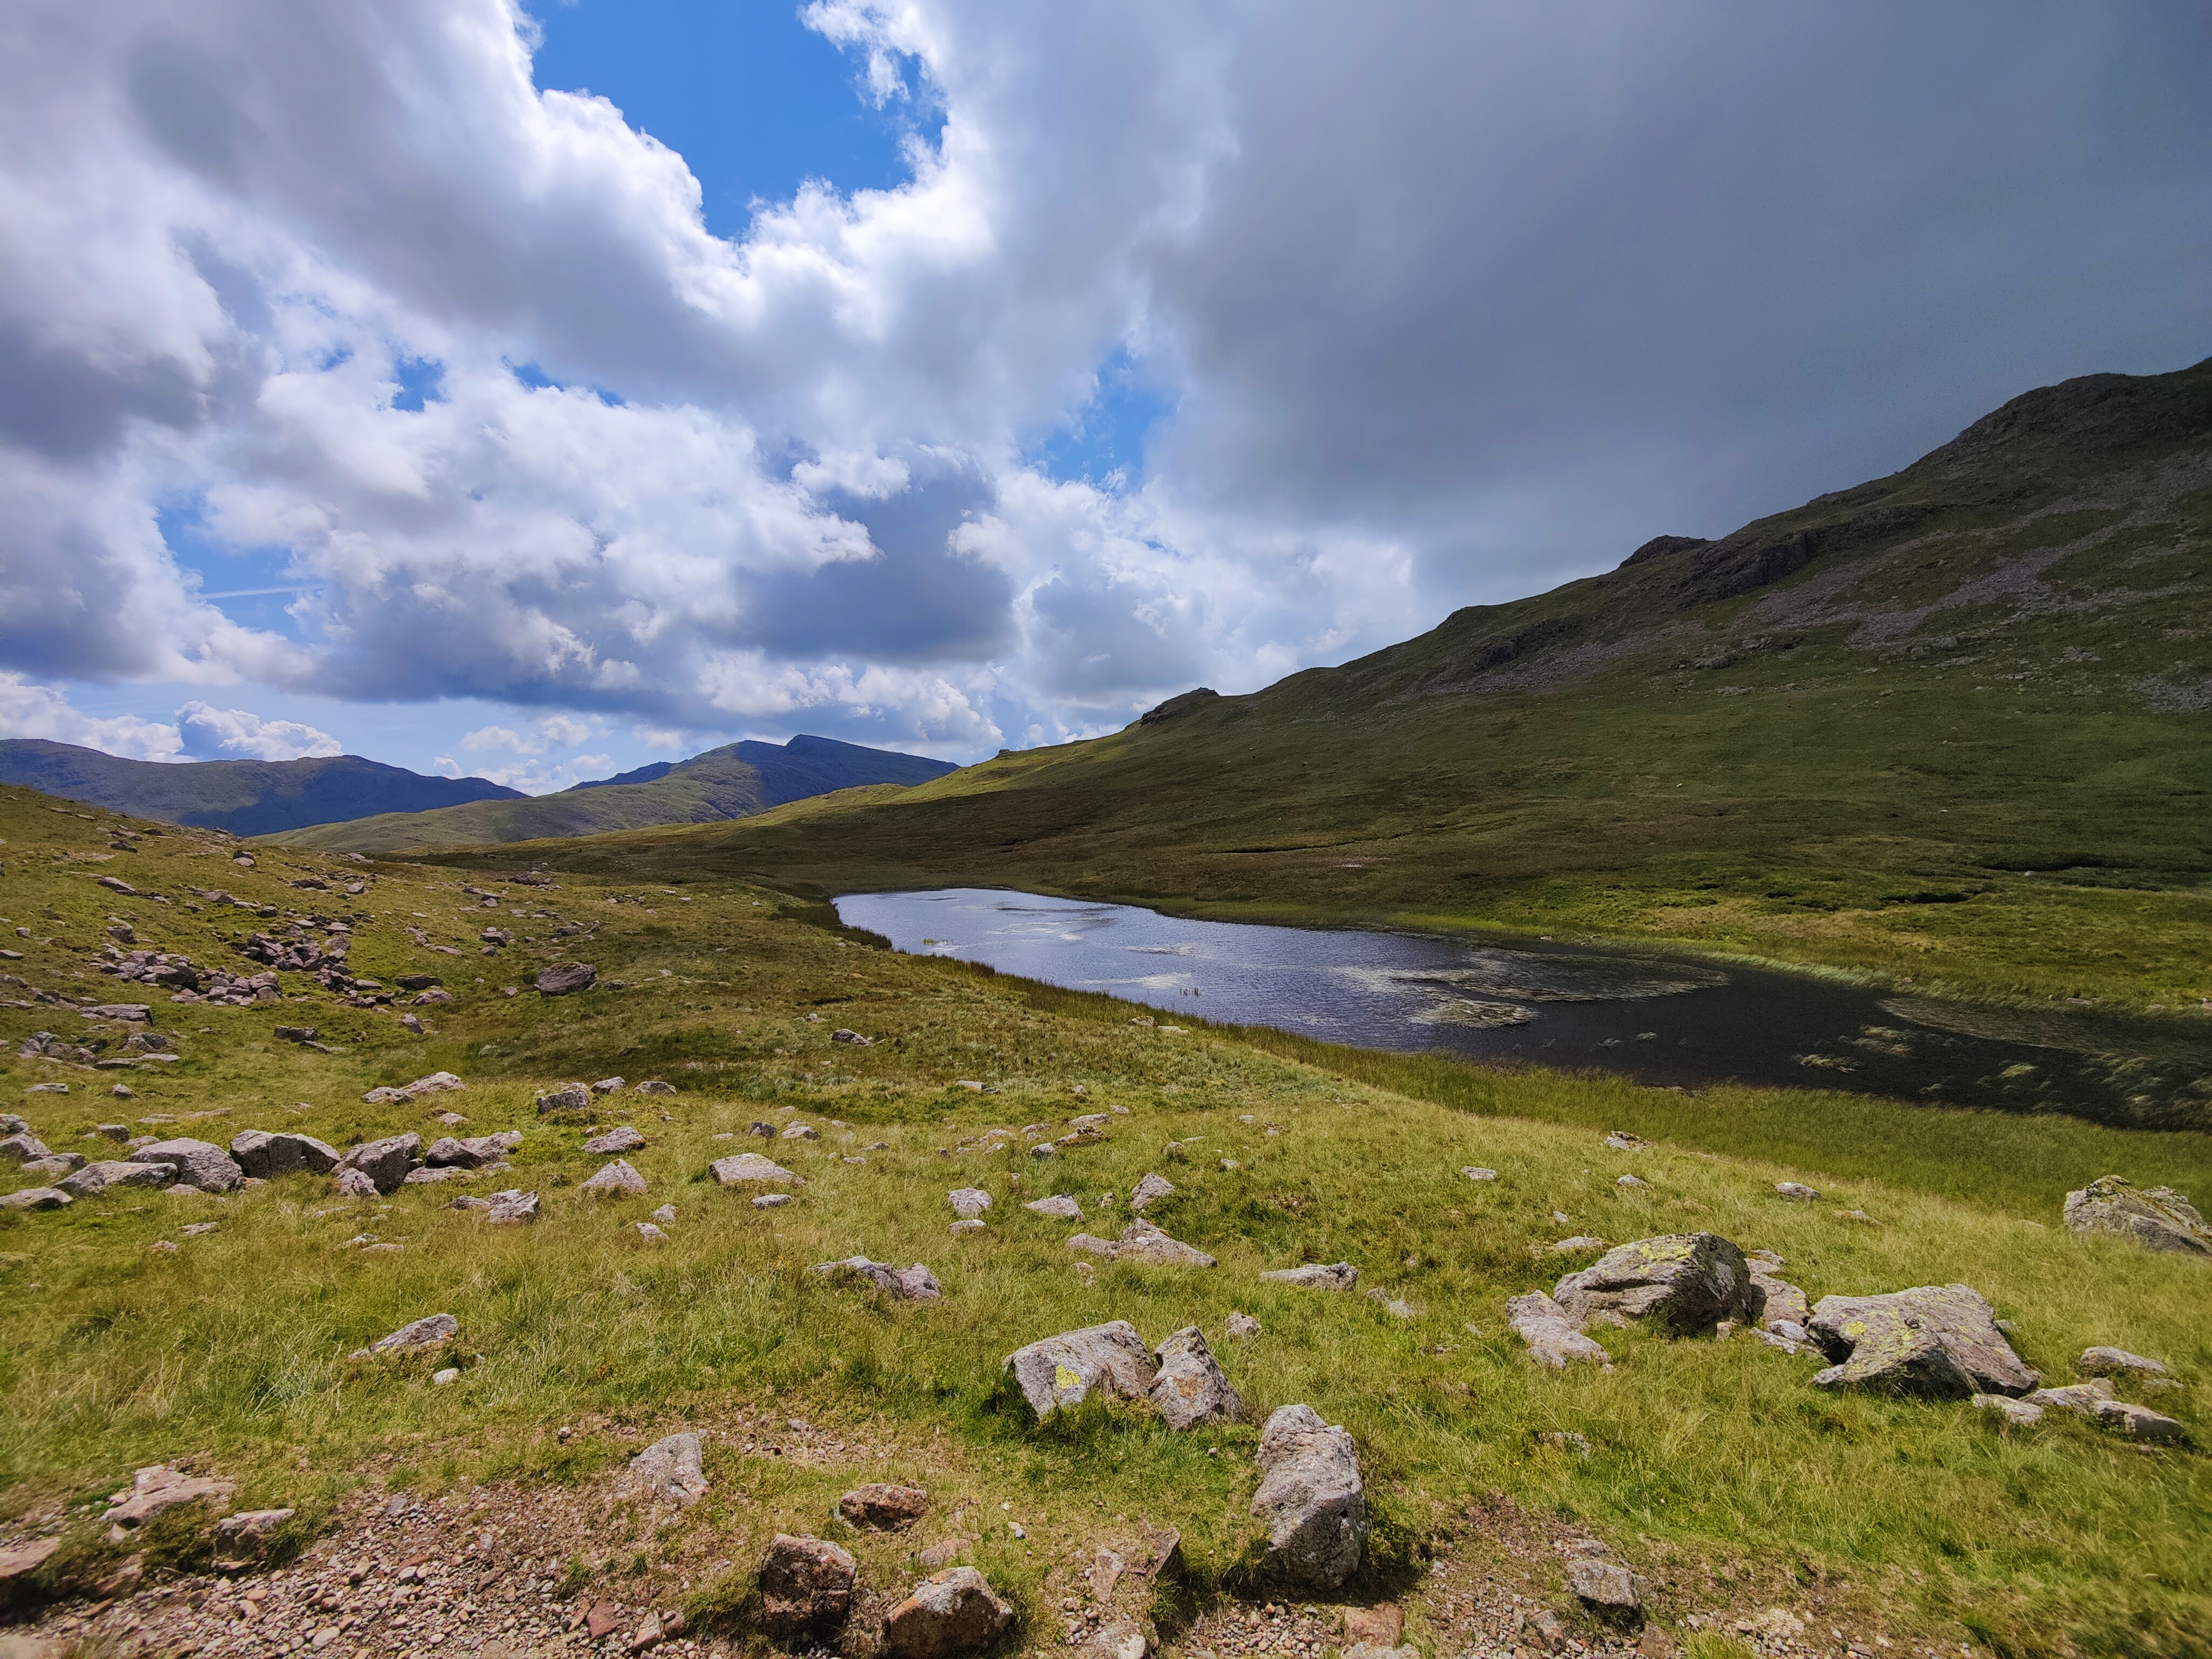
[
  {"xmin": 1618, "ymin": 534, "xmax": 1711, "ymax": 569},
  {"xmin": 1138, "ymin": 687, "xmax": 1221, "ymax": 726}
]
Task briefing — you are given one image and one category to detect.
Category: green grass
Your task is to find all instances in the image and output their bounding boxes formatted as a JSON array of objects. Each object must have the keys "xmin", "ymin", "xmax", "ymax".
[{"xmin": 4, "ymin": 786, "xmax": 2210, "ymax": 1656}]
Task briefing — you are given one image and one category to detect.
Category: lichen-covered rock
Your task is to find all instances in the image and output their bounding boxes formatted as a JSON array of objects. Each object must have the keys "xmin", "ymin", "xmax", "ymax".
[
  {"xmin": 1003, "ymin": 1321, "xmax": 1157, "ymax": 1418},
  {"xmin": 1251, "ymin": 1404, "xmax": 1366, "ymax": 1590},
  {"xmin": 1259, "ymin": 1262, "xmax": 1358, "ymax": 1291},
  {"xmin": 885, "ymin": 1566, "xmax": 1013, "ymax": 1659},
  {"xmin": 1748, "ymin": 1263, "xmax": 1810, "ymax": 1332},
  {"xmin": 361, "ymin": 1313, "xmax": 457, "ymax": 1356},
  {"xmin": 1809, "ymin": 1285, "xmax": 2039, "ymax": 1397},
  {"xmin": 335, "ymin": 1132, "xmax": 421, "ymax": 1195},
  {"xmin": 230, "ymin": 1130, "xmax": 341, "ymax": 1178},
  {"xmin": 1151, "ymin": 1326, "xmax": 1242, "ymax": 1429},
  {"xmin": 2062, "ymin": 1176, "xmax": 2211, "ymax": 1255},
  {"xmin": 129, "ymin": 1137, "xmax": 244, "ymax": 1193},
  {"xmin": 622, "ymin": 1432, "xmax": 709, "ymax": 1507},
  {"xmin": 760, "ymin": 1533, "xmax": 856, "ymax": 1641},
  {"xmin": 1552, "ymin": 1232, "xmax": 1752, "ymax": 1335},
  {"xmin": 1506, "ymin": 1291, "xmax": 1613, "ymax": 1370}
]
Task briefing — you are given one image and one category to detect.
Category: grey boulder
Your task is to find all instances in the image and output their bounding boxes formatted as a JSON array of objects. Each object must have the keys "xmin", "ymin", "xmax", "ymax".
[
  {"xmin": 622, "ymin": 1431, "xmax": 709, "ymax": 1507},
  {"xmin": 2078, "ymin": 1346, "xmax": 2169, "ymax": 1379},
  {"xmin": 337, "ymin": 1132, "xmax": 422, "ymax": 1195},
  {"xmin": 1808, "ymin": 1284, "xmax": 2039, "ymax": 1397},
  {"xmin": 485, "ymin": 1189, "xmax": 541, "ymax": 1225},
  {"xmin": 0, "ymin": 1186, "xmax": 70, "ymax": 1211},
  {"xmin": 536, "ymin": 962, "xmax": 598, "ymax": 996},
  {"xmin": 1025, "ymin": 1193, "xmax": 1084, "ymax": 1219},
  {"xmin": 711, "ymin": 1152, "xmax": 800, "ymax": 1187},
  {"xmin": 581, "ymin": 1158, "xmax": 649, "ymax": 1196},
  {"xmin": 814, "ymin": 1257, "xmax": 944, "ymax": 1301},
  {"xmin": 1259, "ymin": 1262, "xmax": 1359, "ymax": 1291},
  {"xmin": 427, "ymin": 1132, "xmax": 521, "ymax": 1168},
  {"xmin": 2062, "ymin": 1176, "xmax": 2210, "ymax": 1255},
  {"xmin": 760, "ymin": 1533, "xmax": 856, "ymax": 1641},
  {"xmin": 1004, "ymin": 1321, "xmax": 1157, "ymax": 1419},
  {"xmin": 583, "ymin": 1125, "xmax": 647, "ymax": 1155},
  {"xmin": 1, "ymin": 1131, "xmax": 52, "ymax": 1165},
  {"xmin": 59, "ymin": 1158, "xmax": 176, "ymax": 1198},
  {"xmin": 948, "ymin": 1187, "xmax": 993, "ymax": 1217},
  {"xmin": 1251, "ymin": 1404, "xmax": 1366, "ymax": 1590},
  {"xmin": 333, "ymin": 1168, "xmax": 379, "ymax": 1198},
  {"xmin": 1566, "ymin": 1556, "xmax": 1642, "ymax": 1620},
  {"xmin": 1552, "ymin": 1232, "xmax": 1752, "ymax": 1335},
  {"xmin": 536, "ymin": 1083, "xmax": 591, "ymax": 1115},
  {"xmin": 1151, "ymin": 1326, "xmax": 1242, "ymax": 1429},
  {"xmin": 1506, "ymin": 1292, "xmax": 1613, "ymax": 1370},
  {"xmin": 230, "ymin": 1130, "xmax": 341, "ymax": 1178},
  {"xmin": 885, "ymin": 1566, "xmax": 1013, "ymax": 1659},
  {"xmin": 130, "ymin": 1137, "xmax": 244, "ymax": 1193},
  {"xmin": 362, "ymin": 1313, "xmax": 457, "ymax": 1356},
  {"xmin": 1129, "ymin": 1172, "xmax": 1176, "ymax": 1212}
]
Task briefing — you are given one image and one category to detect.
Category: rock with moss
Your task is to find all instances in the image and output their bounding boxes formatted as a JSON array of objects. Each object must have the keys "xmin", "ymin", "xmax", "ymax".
[
  {"xmin": 1552, "ymin": 1231, "xmax": 1752, "ymax": 1335},
  {"xmin": 1003, "ymin": 1320, "xmax": 1157, "ymax": 1418},
  {"xmin": 2062, "ymin": 1176, "xmax": 2210, "ymax": 1255},
  {"xmin": 1809, "ymin": 1284, "xmax": 2038, "ymax": 1397}
]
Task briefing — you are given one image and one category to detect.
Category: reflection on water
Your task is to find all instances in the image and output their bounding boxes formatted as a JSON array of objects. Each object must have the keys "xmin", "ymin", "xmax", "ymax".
[{"xmin": 834, "ymin": 888, "xmax": 2212, "ymax": 1131}]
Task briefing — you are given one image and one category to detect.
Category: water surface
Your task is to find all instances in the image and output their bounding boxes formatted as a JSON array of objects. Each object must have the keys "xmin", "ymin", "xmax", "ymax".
[{"xmin": 834, "ymin": 888, "xmax": 2212, "ymax": 1130}]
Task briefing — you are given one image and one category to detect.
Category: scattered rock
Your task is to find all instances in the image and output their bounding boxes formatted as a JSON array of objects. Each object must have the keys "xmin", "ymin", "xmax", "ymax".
[
  {"xmin": 651, "ymin": 1203, "xmax": 676, "ymax": 1223},
  {"xmin": 1026, "ymin": 1193, "xmax": 1084, "ymax": 1219},
  {"xmin": 635, "ymin": 1222, "xmax": 667, "ymax": 1243},
  {"xmin": 536, "ymin": 1083, "xmax": 592, "ymax": 1115},
  {"xmin": 59, "ymin": 1158, "xmax": 174, "ymax": 1198},
  {"xmin": 1809, "ymin": 1285, "xmax": 2040, "ymax": 1397},
  {"xmin": 1615, "ymin": 1174, "xmax": 1648, "ymax": 1189},
  {"xmin": 230, "ymin": 1129, "xmax": 341, "ymax": 1178},
  {"xmin": 19, "ymin": 1154, "xmax": 82, "ymax": 1179},
  {"xmin": 360, "ymin": 1313, "xmax": 457, "ymax": 1357},
  {"xmin": 414, "ymin": 988, "xmax": 455, "ymax": 1006},
  {"xmin": 1566, "ymin": 1556, "xmax": 1642, "ymax": 1620},
  {"xmin": 1775, "ymin": 1181, "xmax": 1822, "ymax": 1201},
  {"xmin": 1344, "ymin": 1607, "xmax": 1404, "ymax": 1649},
  {"xmin": 485, "ymin": 1189, "xmax": 541, "ymax": 1225},
  {"xmin": 1549, "ymin": 1235, "xmax": 1606, "ymax": 1253},
  {"xmin": 832, "ymin": 1028, "xmax": 871, "ymax": 1045},
  {"xmin": 1251, "ymin": 1404, "xmax": 1366, "ymax": 1589},
  {"xmin": 2092, "ymin": 1400, "xmax": 2187, "ymax": 1444},
  {"xmin": 757, "ymin": 1194, "xmax": 795, "ymax": 1210},
  {"xmin": 1972, "ymin": 1393, "xmax": 2045, "ymax": 1427},
  {"xmin": 948, "ymin": 1216, "xmax": 981, "ymax": 1232},
  {"xmin": 948, "ymin": 1188, "xmax": 993, "ymax": 1217},
  {"xmin": 1151, "ymin": 1326, "xmax": 1242, "ymax": 1428},
  {"xmin": 884, "ymin": 1566, "xmax": 1013, "ymax": 1659},
  {"xmin": 636, "ymin": 1080, "xmax": 677, "ymax": 1096},
  {"xmin": 2062, "ymin": 1175, "xmax": 2211, "ymax": 1255},
  {"xmin": 1, "ymin": 1131, "xmax": 51, "ymax": 1166},
  {"xmin": 582, "ymin": 1158, "xmax": 649, "ymax": 1196},
  {"xmin": 426, "ymin": 1132, "xmax": 521, "ymax": 1168},
  {"xmin": 129, "ymin": 1137, "xmax": 244, "ymax": 1193},
  {"xmin": 915, "ymin": 1540, "xmax": 969, "ymax": 1572},
  {"xmin": 335, "ymin": 1132, "xmax": 422, "ymax": 1195},
  {"xmin": 1462, "ymin": 1166, "xmax": 1499, "ymax": 1181},
  {"xmin": 332, "ymin": 1168, "xmax": 379, "ymax": 1198},
  {"xmin": 621, "ymin": 1432, "xmax": 709, "ymax": 1506},
  {"xmin": 814, "ymin": 1257, "xmax": 945, "ymax": 1301},
  {"xmin": 1003, "ymin": 1321, "xmax": 1158, "ymax": 1418},
  {"xmin": 1225, "ymin": 1312, "xmax": 1261, "ymax": 1339},
  {"xmin": 2078, "ymin": 1346, "xmax": 2170, "ymax": 1378},
  {"xmin": 1259, "ymin": 1262, "xmax": 1358, "ymax": 1291},
  {"xmin": 1104, "ymin": 1218, "xmax": 1215, "ymax": 1266},
  {"xmin": 839, "ymin": 1483, "xmax": 929, "ymax": 1530},
  {"xmin": 0, "ymin": 1186, "xmax": 70, "ymax": 1211},
  {"xmin": 1507, "ymin": 1291, "xmax": 1614, "ymax": 1370},
  {"xmin": 760, "ymin": 1533, "xmax": 857, "ymax": 1641},
  {"xmin": 591, "ymin": 1077, "xmax": 626, "ymax": 1095},
  {"xmin": 214, "ymin": 1508, "xmax": 297, "ymax": 1555},
  {"xmin": 103, "ymin": 1466, "xmax": 237, "ymax": 1529},
  {"xmin": 1603, "ymin": 1132, "xmax": 1648, "ymax": 1152},
  {"xmin": 536, "ymin": 962, "xmax": 598, "ymax": 997},
  {"xmin": 0, "ymin": 1534, "xmax": 62, "ymax": 1592},
  {"xmin": 1129, "ymin": 1172, "xmax": 1175, "ymax": 1211},
  {"xmin": 712, "ymin": 1152, "xmax": 801, "ymax": 1188},
  {"xmin": 782, "ymin": 1122, "xmax": 822, "ymax": 1141},
  {"xmin": 1553, "ymin": 1232, "xmax": 1754, "ymax": 1336},
  {"xmin": 1748, "ymin": 1262, "xmax": 1811, "ymax": 1332}
]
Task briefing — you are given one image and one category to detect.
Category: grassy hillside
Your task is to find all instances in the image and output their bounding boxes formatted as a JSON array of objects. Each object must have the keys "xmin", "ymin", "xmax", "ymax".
[
  {"xmin": 0, "ymin": 783, "xmax": 2207, "ymax": 1658},
  {"xmin": 0, "ymin": 740, "xmax": 521, "ymax": 835},
  {"xmin": 275, "ymin": 735, "xmax": 956, "ymax": 855},
  {"xmin": 435, "ymin": 359, "xmax": 2212, "ymax": 1013}
]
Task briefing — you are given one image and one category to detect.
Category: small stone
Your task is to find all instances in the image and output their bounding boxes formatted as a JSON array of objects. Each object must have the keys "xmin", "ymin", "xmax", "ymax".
[
  {"xmin": 783, "ymin": 1121, "xmax": 822, "ymax": 1141},
  {"xmin": 1972, "ymin": 1393, "xmax": 2044, "ymax": 1427},
  {"xmin": 1507, "ymin": 1291, "xmax": 1614, "ymax": 1370},
  {"xmin": 651, "ymin": 1203, "xmax": 676, "ymax": 1223},
  {"xmin": 59, "ymin": 1158, "xmax": 175, "ymax": 1198},
  {"xmin": 832, "ymin": 1028, "xmax": 872, "ymax": 1045},
  {"xmin": 1129, "ymin": 1172, "xmax": 1176, "ymax": 1211},
  {"xmin": 622, "ymin": 1431, "xmax": 709, "ymax": 1506},
  {"xmin": 433, "ymin": 1366, "xmax": 461, "ymax": 1385},
  {"xmin": 1259, "ymin": 1262, "xmax": 1358, "ymax": 1291},
  {"xmin": 487, "ymin": 1188, "xmax": 541, "ymax": 1224},
  {"xmin": 213, "ymin": 1508, "xmax": 296, "ymax": 1553},
  {"xmin": 335, "ymin": 1132, "xmax": 422, "ymax": 1195},
  {"xmin": 949, "ymin": 1216, "xmax": 983, "ymax": 1233},
  {"xmin": 839, "ymin": 1482, "xmax": 930, "ymax": 1530},
  {"xmin": 332, "ymin": 1168, "xmax": 379, "ymax": 1198},
  {"xmin": 103, "ymin": 1466, "xmax": 237, "ymax": 1528},
  {"xmin": 1225, "ymin": 1312, "xmax": 1261, "ymax": 1338},
  {"xmin": 1026, "ymin": 1193, "xmax": 1084, "ymax": 1219},
  {"xmin": 582, "ymin": 1158, "xmax": 649, "ymax": 1196},
  {"xmin": 230, "ymin": 1129, "xmax": 342, "ymax": 1178},
  {"xmin": 636, "ymin": 1079, "xmax": 677, "ymax": 1096},
  {"xmin": 1462, "ymin": 1166, "xmax": 1498, "ymax": 1181},
  {"xmin": 364, "ymin": 1313, "xmax": 457, "ymax": 1355},
  {"xmin": 756, "ymin": 1193, "xmax": 795, "ymax": 1209},
  {"xmin": 1566, "ymin": 1556, "xmax": 1642, "ymax": 1618},
  {"xmin": 815, "ymin": 1256, "xmax": 945, "ymax": 1301},
  {"xmin": 536, "ymin": 1083, "xmax": 592, "ymax": 1115},
  {"xmin": 592, "ymin": 1076, "xmax": 626, "ymax": 1095},
  {"xmin": 636, "ymin": 1222, "xmax": 668, "ymax": 1243},
  {"xmin": 1616, "ymin": 1174, "xmax": 1648, "ymax": 1189},
  {"xmin": 713, "ymin": 1152, "xmax": 801, "ymax": 1187},
  {"xmin": 2093, "ymin": 1399, "xmax": 2187, "ymax": 1443}
]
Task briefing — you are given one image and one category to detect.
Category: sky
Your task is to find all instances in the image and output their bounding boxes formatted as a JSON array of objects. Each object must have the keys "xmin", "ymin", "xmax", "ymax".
[{"xmin": 0, "ymin": 2, "xmax": 2206, "ymax": 792}]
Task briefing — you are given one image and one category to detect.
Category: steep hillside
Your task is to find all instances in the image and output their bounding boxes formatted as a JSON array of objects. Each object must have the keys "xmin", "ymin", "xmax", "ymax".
[
  {"xmin": 273, "ymin": 733, "xmax": 956, "ymax": 853},
  {"xmin": 431, "ymin": 358, "xmax": 2212, "ymax": 1009},
  {"xmin": 0, "ymin": 739, "xmax": 521, "ymax": 834}
]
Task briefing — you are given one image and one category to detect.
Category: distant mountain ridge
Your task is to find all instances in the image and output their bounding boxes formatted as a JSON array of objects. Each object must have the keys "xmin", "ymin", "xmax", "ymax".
[
  {"xmin": 272, "ymin": 733, "xmax": 956, "ymax": 853},
  {"xmin": 0, "ymin": 739, "xmax": 523, "ymax": 835}
]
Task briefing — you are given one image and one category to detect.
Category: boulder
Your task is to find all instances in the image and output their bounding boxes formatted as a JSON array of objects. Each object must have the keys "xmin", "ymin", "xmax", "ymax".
[
  {"xmin": 103, "ymin": 1466, "xmax": 236, "ymax": 1529},
  {"xmin": 485, "ymin": 1189, "xmax": 541, "ymax": 1225},
  {"xmin": 584, "ymin": 1125, "xmax": 648, "ymax": 1155},
  {"xmin": 214, "ymin": 1508, "xmax": 296, "ymax": 1555},
  {"xmin": 711, "ymin": 1152, "xmax": 800, "ymax": 1188},
  {"xmin": 362, "ymin": 1314, "xmax": 457, "ymax": 1356},
  {"xmin": 1506, "ymin": 1292, "xmax": 1613, "ymax": 1370},
  {"xmin": 2062, "ymin": 1176, "xmax": 2211, "ymax": 1255},
  {"xmin": 1973, "ymin": 1393, "xmax": 2045, "ymax": 1427},
  {"xmin": 1, "ymin": 1131, "xmax": 51, "ymax": 1165},
  {"xmin": 1808, "ymin": 1285, "xmax": 2039, "ymax": 1397},
  {"xmin": 1003, "ymin": 1321, "xmax": 1158, "ymax": 1418},
  {"xmin": 2093, "ymin": 1400, "xmax": 2187, "ymax": 1444},
  {"xmin": 1026, "ymin": 1194, "xmax": 1084, "ymax": 1219},
  {"xmin": 59, "ymin": 1159, "xmax": 176, "ymax": 1197},
  {"xmin": 1151, "ymin": 1327, "xmax": 1242, "ymax": 1428},
  {"xmin": 948, "ymin": 1188, "xmax": 993, "ymax": 1217},
  {"xmin": 1259, "ymin": 1262, "xmax": 1358, "ymax": 1291},
  {"xmin": 22, "ymin": 1153, "xmax": 83, "ymax": 1178},
  {"xmin": 815, "ymin": 1257, "xmax": 945, "ymax": 1301},
  {"xmin": 336, "ymin": 1132, "xmax": 422, "ymax": 1195},
  {"xmin": 1107, "ymin": 1219, "xmax": 1215, "ymax": 1266},
  {"xmin": 1565, "ymin": 1556, "xmax": 1642, "ymax": 1620},
  {"xmin": 581, "ymin": 1158, "xmax": 649, "ymax": 1196},
  {"xmin": 1748, "ymin": 1263, "xmax": 1810, "ymax": 1332},
  {"xmin": 0, "ymin": 1186, "xmax": 70, "ymax": 1211},
  {"xmin": 2077, "ymin": 1346, "xmax": 2169, "ymax": 1379},
  {"xmin": 230, "ymin": 1130, "xmax": 341, "ymax": 1178},
  {"xmin": 1129, "ymin": 1172, "xmax": 1175, "ymax": 1212},
  {"xmin": 591, "ymin": 1077, "xmax": 625, "ymax": 1095},
  {"xmin": 333, "ymin": 1168, "xmax": 379, "ymax": 1198},
  {"xmin": 130, "ymin": 1137, "xmax": 244, "ymax": 1193},
  {"xmin": 621, "ymin": 1432, "xmax": 709, "ymax": 1507},
  {"xmin": 426, "ymin": 1133, "xmax": 518, "ymax": 1168},
  {"xmin": 760, "ymin": 1533, "xmax": 856, "ymax": 1641},
  {"xmin": 839, "ymin": 1483, "xmax": 929, "ymax": 1531},
  {"xmin": 636, "ymin": 1080, "xmax": 678, "ymax": 1096},
  {"xmin": 1552, "ymin": 1233, "xmax": 1752, "ymax": 1336},
  {"xmin": 413, "ymin": 988, "xmax": 455, "ymax": 1006},
  {"xmin": 536, "ymin": 962, "xmax": 598, "ymax": 997},
  {"xmin": 536, "ymin": 1083, "xmax": 592, "ymax": 1115},
  {"xmin": 885, "ymin": 1567, "xmax": 1013, "ymax": 1659},
  {"xmin": 1251, "ymin": 1404, "xmax": 1366, "ymax": 1590}
]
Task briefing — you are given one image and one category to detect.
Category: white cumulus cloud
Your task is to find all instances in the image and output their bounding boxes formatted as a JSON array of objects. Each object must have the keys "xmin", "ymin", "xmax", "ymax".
[{"xmin": 0, "ymin": 675, "xmax": 184, "ymax": 761}]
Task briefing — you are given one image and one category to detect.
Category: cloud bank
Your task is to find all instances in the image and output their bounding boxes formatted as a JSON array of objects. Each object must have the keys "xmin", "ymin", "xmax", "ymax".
[{"xmin": 1, "ymin": 1, "xmax": 2203, "ymax": 762}]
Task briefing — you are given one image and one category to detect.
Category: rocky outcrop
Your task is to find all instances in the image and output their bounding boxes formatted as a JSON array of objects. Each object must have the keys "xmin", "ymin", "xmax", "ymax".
[
  {"xmin": 1552, "ymin": 1232, "xmax": 1752, "ymax": 1335},
  {"xmin": 2062, "ymin": 1176, "xmax": 2210, "ymax": 1255},
  {"xmin": 621, "ymin": 1432, "xmax": 709, "ymax": 1507},
  {"xmin": 1251, "ymin": 1404, "xmax": 1366, "ymax": 1590},
  {"xmin": 1004, "ymin": 1321, "xmax": 1157, "ymax": 1418},
  {"xmin": 130, "ymin": 1137, "xmax": 243, "ymax": 1192},
  {"xmin": 1506, "ymin": 1292, "xmax": 1613, "ymax": 1370},
  {"xmin": 1808, "ymin": 1285, "xmax": 2039, "ymax": 1397},
  {"xmin": 230, "ymin": 1130, "xmax": 341, "ymax": 1178},
  {"xmin": 760, "ymin": 1534, "xmax": 855, "ymax": 1642},
  {"xmin": 885, "ymin": 1567, "xmax": 1013, "ymax": 1659},
  {"xmin": 1151, "ymin": 1327, "xmax": 1242, "ymax": 1429},
  {"xmin": 1259, "ymin": 1262, "xmax": 1358, "ymax": 1291}
]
